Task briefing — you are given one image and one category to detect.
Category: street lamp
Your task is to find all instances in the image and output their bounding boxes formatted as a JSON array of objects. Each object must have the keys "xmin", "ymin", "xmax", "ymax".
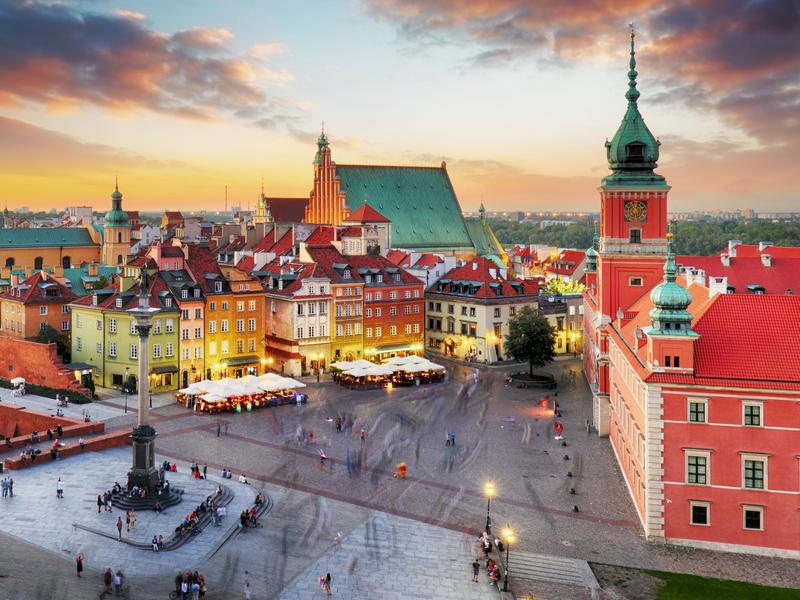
[
  {"xmin": 260, "ymin": 357, "xmax": 267, "ymax": 374},
  {"xmin": 484, "ymin": 481, "xmax": 496, "ymax": 535},
  {"xmin": 502, "ymin": 526, "xmax": 514, "ymax": 592},
  {"xmin": 123, "ymin": 366, "xmax": 130, "ymax": 414}
]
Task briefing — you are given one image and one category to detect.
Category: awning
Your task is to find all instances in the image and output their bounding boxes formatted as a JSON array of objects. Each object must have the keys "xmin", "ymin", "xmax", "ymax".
[
  {"xmin": 64, "ymin": 362, "xmax": 94, "ymax": 372},
  {"xmin": 152, "ymin": 365, "xmax": 179, "ymax": 374},
  {"xmin": 220, "ymin": 355, "xmax": 260, "ymax": 367}
]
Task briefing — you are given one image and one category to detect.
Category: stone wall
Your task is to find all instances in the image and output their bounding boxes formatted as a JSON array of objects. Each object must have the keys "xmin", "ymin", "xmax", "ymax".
[{"xmin": 0, "ymin": 337, "xmax": 90, "ymax": 394}]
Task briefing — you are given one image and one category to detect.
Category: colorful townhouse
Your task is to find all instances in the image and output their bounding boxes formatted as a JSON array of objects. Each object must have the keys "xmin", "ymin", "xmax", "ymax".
[
  {"xmin": 184, "ymin": 244, "xmax": 266, "ymax": 379},
  {"xmin": 0, "ymin": 271, "xmax": 77, "ymax": 340},
  {"xmin": 424, "ymin": 256, "xmax": 540, "ymax": 363},
  {"xmin": 70, "ymin": 273, "xmax": 180, "ymax": 392},
  {"xmin": 583, "ymin": 31, "xmax": 800, "ymax": 558}
]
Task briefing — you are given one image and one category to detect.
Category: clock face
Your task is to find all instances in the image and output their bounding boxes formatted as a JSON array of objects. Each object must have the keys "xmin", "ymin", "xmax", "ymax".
[{"xmin": 624, "ymin": 200, "xmax": 648, "ymax": 222}]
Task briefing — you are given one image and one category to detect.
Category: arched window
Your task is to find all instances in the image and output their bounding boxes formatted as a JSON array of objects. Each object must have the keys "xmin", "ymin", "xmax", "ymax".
[
  {"xmin": 62, "ymin": 256, "xmax": 71, "ymax": 269},
  {"xmin": 117, "ymin": 232, "xmax": 122, "ymax": 243},
  {"xmin": 117, "ymin": 254, "xmax": 123, "ymax": 265},
  {"xmin": 4, "ymin": 257, "xmax": 14, "ymax": 268},
  {"xmin": 34, "ymin": 256, "xmax": 43, "ymax": 270}
]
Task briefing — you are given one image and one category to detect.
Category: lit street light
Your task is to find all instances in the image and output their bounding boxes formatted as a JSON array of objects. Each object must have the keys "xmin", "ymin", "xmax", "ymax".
[
  {"xmin": 502, "ymin": 525, "xmax": 514, "ymax": 592},
  {"xmin": 484, "ymin": 481, "xmax": 495, "ymax": 535}
]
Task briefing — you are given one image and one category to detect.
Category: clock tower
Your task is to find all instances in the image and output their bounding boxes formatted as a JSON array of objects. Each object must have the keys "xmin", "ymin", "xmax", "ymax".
[{"xmin": 597, "ymin": 26, "xmax": 670, "ymax": 322}]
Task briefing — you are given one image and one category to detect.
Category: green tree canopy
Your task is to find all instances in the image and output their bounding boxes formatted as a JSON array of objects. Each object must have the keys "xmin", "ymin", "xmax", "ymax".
[
  {"xmin": 505, "ymin": 306, "xmax": 556, "ymax": 375},
  {"xmin": 35, "ymin": 324, "xmax": 69, "ymax": 360},
  {"xmin": 544, "ymin": 278, "xmax": 586, "ymax": 295}
]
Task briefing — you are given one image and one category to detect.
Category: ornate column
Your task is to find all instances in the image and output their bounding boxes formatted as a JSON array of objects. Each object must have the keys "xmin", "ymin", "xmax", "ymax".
[{"xmin": 126, "ymin": 272, "xmax": 161, "ymax": 494}]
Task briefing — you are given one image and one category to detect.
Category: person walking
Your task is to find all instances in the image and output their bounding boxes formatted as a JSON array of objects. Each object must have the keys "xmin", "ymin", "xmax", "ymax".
[
  {"xmin": 75, "ymin": 553, "xmax": 83, "ymax": 578},
  {"xmin": 202, "ymin": 464, "xmax": 207, "ymax": 480},
  {"xmin": 125, "ymin": 510, "xmax": 131, "ymax": 532},
  {"xmin": 130, "ymin": 509, "xmax": 136, "ymax": 530},
  {"xmin": 116, "ymin": 516, "xmax": 123, "ymax": 540},
  {"xmin": 8, "ymin": 477, "xmax": 12, "ymax": 497},
  {"xmin": 113, "ymin": 570, "xmax": 122, "ymax": 595},
  {"xmin": 216, "ymin": 422, "xmax": 220, "ymax": 437},
  {"xmin": 56, "ymin": 477, "xmax": 64, "ymax": 498},
  {"xmin": 472, "ymin": 559, "xmax": 480, "ymax": 582},
  {"xmin": 1, "ymin": 477, "xmax": 7, "ymax": 498},
  {"xmin": 97, "ymin": 494, "xmax": 103, "ymax": 513},
  {"xmin": 323, "ymin": 573, "xmax": 332, "ymax": 597},
  {"xmin": 103, "ymin": 568, "xmax": 113, "ymax": 594}
]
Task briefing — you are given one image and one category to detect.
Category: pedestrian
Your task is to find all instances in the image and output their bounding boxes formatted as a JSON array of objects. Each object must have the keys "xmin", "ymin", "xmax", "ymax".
[
  {"xmin": 216, "ymin": 422, "xmax": 220, "ymax": 437},
  {"xmin": 323, "ymin": 572, "xmax": 332, "ymax": 597},
  {"xmin": 191, "ymin": 579, "xmax": 200, "ymax": 600},
  {"xmin": 116, "ymin": 516, "xmax": 123, "ymax": 540},
  {"xmin": 243, "ymin": 571, "xmax": 252, "ymax": 599},
  {"xmin": 360, "ymin": 427, "xmax": 366, "ymax": 443},
  {"xmin": 103, "ymin": 568, "xmax": 113, "ymax": 593},
  {"xmin": 113, "ymin": 570, "xmax": 122, "ymax": 595},
  {"xmin": 1, "ymin": 477, "xmax": 7, "ymax": 498},
  {"xmin": 75, "ymin": 553, "xmax": 83, "ymax": 577},
  {"xmin": 224, "ymin": 422, "xmax": 229, "ymax": 435},
  {"xmin": 8, "ymin": 477, "xmax": 12, "ymax": 497},
  {"xmin": 56, "ymin": 477, "xmax": 64, "ymax": 498},
  {"xmin": 130, "ymin": 509, "xmax": 136, "ymax": 529},
  {"xmin": 97, "ymin": 495, "xmax": 103, "ymax": 513},
  {"xmin": 180, "ymin": 578, "xmax": 190, "ymax": 600},
  {"xmin": 125, "ymin": 510, "xmax": 131, "ymax": 532},
  {"xmin": 152, "ymin": 535, "xmax": 159, "ymax": 551},
  {"xmin": 472, "ymin": 559, "xmax": 480, "ymax": 582},
  {"xmin": 203, "ymin": 464, "xmax": 207, "ymax": 480}
]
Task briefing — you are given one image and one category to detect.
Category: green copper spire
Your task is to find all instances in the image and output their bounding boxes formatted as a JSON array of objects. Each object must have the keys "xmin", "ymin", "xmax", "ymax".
[
  {"xmin": 314, "ymin": 126, "xmax": 330, "ymax": 164},
  {"xmin": 585, "ymin": 221, "xmax": 599, "ymax": 272},
  {"xmin": 105, "ymin": 178, "xmax": 129, "ymax": 227},
  {"xmin": 603, "ymin": 25, "xmax": 666, "ymax": 188},
  {"xmin": 648, "ymin": 232, "xmax": 696, "ymax": 336}
]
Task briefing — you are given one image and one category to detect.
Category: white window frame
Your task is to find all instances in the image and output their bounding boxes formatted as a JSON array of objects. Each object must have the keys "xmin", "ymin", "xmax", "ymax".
[
  {"xmin": 741, "ymin": 454, "xmax": 768, "ymax": 490},
  {"xmin": 742, "ymin": 400, "xmax": 764, "ymax": 427},
  {"xmin": 684, "ymin": 449, "xmax": 711, "ymax": 486},
  {"xmin": 39, "ymin": 306, "xmax": 47, "ymax": 316},
  {"xmin": 628, "ymin": 276, "xmax": 644, "ymax": 287},
  {"xmin": 689, "ymin": 500, "xmax": 711, "ymax": 527},
  {"xmin": 742, "ymin": 505, "xmax": 764, "ymax": 531},
  {"xmin": 687, "ymin": 397, "xmax": 708, "ymax": 423}
]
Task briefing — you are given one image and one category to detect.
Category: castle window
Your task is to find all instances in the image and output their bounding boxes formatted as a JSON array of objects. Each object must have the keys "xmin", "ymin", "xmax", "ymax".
[
  {"xmin": 4, "ymin": 258, "xmax": 13, "ymax": 268},
  {"xmin": 34, "ymin": 256, "xmax": 43, "ymax": 270},
  {"xmin": 62, "ymin": 256, "xmax": 71, "ymax": 269},
  {"xmin": 626, "ymin": 142, "xmax": 644, "ymax": 162},
  {"xmin": 629, "ymin": 276, "xmax": 643, "ymax": 287},
  {"xmin": 629, "ymin": 229, "xmax": 641, "ymax": 244}
]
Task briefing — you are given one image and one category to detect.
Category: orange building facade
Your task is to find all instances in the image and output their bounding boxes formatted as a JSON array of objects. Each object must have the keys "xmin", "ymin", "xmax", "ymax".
[{"xmin": 0, "ymin": 272, "xmax": 76, "ymax": 340}]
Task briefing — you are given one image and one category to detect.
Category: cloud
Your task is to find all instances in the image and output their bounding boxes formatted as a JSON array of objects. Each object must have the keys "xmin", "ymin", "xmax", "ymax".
[
  {"xmin": 0, "ymin": 1, "xmax": 297, "ymax": 127},
  {"xmin": 364, "ymin": 0, "xmax": 800, "ymax": 147},
  {"xmin": 114, "ymin": 9, "xmax": 146, "ymax": 21},
  {"xmin": 0, "ymin": 116, "xmax": 185, "ymax": 176}
]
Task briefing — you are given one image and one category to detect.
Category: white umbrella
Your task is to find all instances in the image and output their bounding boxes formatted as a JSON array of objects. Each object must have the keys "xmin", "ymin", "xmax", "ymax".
[
  {"xmin": 10, "ymin": 377, "xmax": 25, "ymax": 386},
  {"xmin": 280, "ymin": 377, "xmax": 306, "ymax": 389},
  {"xmin": 352, "ymin": 359, "xmax": 377, "ymax": 369},
  {"xmin": 365, "ymin": 364, "xmax": 396, "ymax": 376},
  {"xmin": 330, "ymin": 361, "xmax": 353, "ymax": 371},
  {"xmin": 343, "ymin": 367, "xmax": 368, "ymax": 377},
  {"xmin": 199, "ymin": 393, "xmax": 225, "ymax": 403}
]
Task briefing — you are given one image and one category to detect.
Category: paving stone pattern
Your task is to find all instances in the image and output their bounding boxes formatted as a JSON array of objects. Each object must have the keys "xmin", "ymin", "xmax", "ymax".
[
  {"xmin": 277, "ymin": 512, "xmax": 500, "ymax": 600},
  {"xmin": 0, "ymin": 447, "xmax": 254, "ymax": 575}
]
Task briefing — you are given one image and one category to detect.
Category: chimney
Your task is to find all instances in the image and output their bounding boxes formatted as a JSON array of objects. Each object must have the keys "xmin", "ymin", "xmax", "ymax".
[
  {"xmin": 489, "ymin": 268, "xmax": 497, "ymax": 279},
  {"xmin": 720, "ymin": 253, "xmax": 730, "ymax": 267},
  {"xmin": 761, "ymin": 253, "xmax": 772, "ymax": 267},
  {"xmin": 88, "ymin": 263, "xmax": 98, "ymax": 277},
  {"xmin": 758, "ymin": 241, "xmax": 773, "ymax": 252},
  {"xmin": 727, "ymin": 240, "xmax": 741, "ymax": 257}
]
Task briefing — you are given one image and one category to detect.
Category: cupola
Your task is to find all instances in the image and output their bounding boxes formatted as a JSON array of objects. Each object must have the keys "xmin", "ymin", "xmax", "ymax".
[
  {"xmin": 603, "ymin": 26, "xmax": 665, "ymax": 187},
  {"xmin": 105, "ymin": 178, "xmax": 129, "ymax": 227},
  {"xmin": 585, "ymin": 222, "xmax": 599, "ymax": 273},
  {"xmin": 648, "ymin": 233, "xmax": 695, "ymax": 335}
]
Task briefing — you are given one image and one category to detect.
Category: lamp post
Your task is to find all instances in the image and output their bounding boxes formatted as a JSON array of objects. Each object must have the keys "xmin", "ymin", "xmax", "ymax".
[
  {"xmin": 484, "ymin": 481, "xmax": 495, "ymax": 535},
  {"xmin": 123, "ymin": 366, "xmax": 129, "ymax": 414},
  {"xmin": 502, "ymin": 526, "xmax": 514, "ymax": 592}
]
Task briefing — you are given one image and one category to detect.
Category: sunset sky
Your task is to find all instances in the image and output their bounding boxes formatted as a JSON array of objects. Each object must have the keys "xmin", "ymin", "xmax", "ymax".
[{"xmin": 0, "ymin": 0, "xmax": 797, "ymax": 213}]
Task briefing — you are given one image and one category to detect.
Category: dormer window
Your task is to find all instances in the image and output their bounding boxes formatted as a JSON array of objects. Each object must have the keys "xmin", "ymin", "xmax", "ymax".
[
  {"xmin": 214, "ymin": 281, "xmax": 222, "ymax": 292},
  {"xmin": 194, "ymin": 289, "xmax": 200, "ymax": 298},
  {"xmin": 165, "ymin": 298, "xmax": 172, "ymax": 308},
  {"xmin": 376, "ymin": 274, "xmax": 383, "ymax": 283},
  {"xmin": 343, "ymin": 269, "xmax": 351, "ymax": 279},
  {"xmin": 181, "ymin": 289, "xmax": 188, "ymax": 299},
  {"xmin": 115, "ymin": 298, "xmax": 122, "ymax": 308}
]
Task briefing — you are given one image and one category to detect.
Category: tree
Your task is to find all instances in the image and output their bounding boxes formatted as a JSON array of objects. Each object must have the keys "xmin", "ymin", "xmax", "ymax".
[
  {"xmin": 35, "ymin": 324, "xmax": 69, "ymax": 361},
  {"xmin": 544, "ymin": 278, "xmax": 586, "ymax": 295},
  {"xmin": 505, "ymin": 307, "xmax": 556, "ymax": 376}
]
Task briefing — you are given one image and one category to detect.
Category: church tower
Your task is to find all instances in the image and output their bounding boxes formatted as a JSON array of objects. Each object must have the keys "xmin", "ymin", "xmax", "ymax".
[
  {"xmin": 102, "ymin": 180, "xmax": 131, "ymax": 266},
  {"xmin": 254, "ymin": 181, "xmax": 270, "ymax": 225},
  {"xmin": 597, "ymin": 26, "xmax": 670, "ymax": 322},
  {"xmin": 304, "ymin": 129, "xmax": 350, "ymax": 226}
]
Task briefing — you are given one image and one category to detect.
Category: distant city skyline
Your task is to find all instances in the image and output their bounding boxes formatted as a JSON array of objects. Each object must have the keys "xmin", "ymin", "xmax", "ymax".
[{"xmin": 0, "ymin": 0, "xmax": 797, "ymax": 213}]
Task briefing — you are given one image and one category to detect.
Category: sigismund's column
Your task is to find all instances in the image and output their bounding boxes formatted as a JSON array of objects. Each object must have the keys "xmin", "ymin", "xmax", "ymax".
[{"xmin": 126, "ymin": 268, "xmax": 161, "ymax": 494}]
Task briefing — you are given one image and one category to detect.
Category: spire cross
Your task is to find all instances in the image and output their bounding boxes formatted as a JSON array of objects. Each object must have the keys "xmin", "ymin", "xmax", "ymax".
[
  {"xmin": 626, "ymin": 22, "xmax": 640, "ymax": 106},
  {"xmin": 115, "ymin": 174, "xmax": 119, "ymax": 192}
]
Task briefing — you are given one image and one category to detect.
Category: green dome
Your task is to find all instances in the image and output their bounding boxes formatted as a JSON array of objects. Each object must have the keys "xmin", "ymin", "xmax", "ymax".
[
  {"xmin": 649, "ymin": 234, "xmax": 695, "ymax": 334},
  {"xmin": 602, "ymin": 30, "xmax": 666, "ymax": 188},
  {"xmin": 585, "ymin": 222, "xmax": 599, "ymax": 273},
  {"xmin": 105, "ymin": 182, "xmax": 129, "ymax": 227}
]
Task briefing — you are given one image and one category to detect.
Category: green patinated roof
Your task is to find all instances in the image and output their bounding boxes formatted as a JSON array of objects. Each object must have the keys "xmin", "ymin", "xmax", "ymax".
[
  {"xmin": 602, "ymin": 30, "xmax": 666, "ymax": 189},
  {"xmin": 337, "ymin": 165, "xmax": 474, "ymax": 250},
  {"xmin": 649, "ymin": 235, "xmax": 696, "ymax": 336},
  {"xmin": 0, "ymin": 227, "xmax": 97, "ymax": 249},
  {"xmin": 105, "ymin": 184, "xmax": 129, "ymax": 227},
  {"xmin": 63, "ymin": 265, "xmax": 119, "ymax": 296},
  {"xmin": 465, "ymin": 219, "xmax": 504, "ymax": 257}
]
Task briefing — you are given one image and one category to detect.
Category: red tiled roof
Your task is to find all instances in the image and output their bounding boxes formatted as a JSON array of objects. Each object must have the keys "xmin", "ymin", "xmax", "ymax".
[
  {"xmin": 546, "ymin": 249, "xmax": 585, "ymax": 275},
  {"xmin": 347, "ymin": 204, "xmax": 390, "ymax": 223},
  {"xmin": 0, "ymin": 272, "xmax": 77, "ymax": 305},
  {"xmin": 252, "ymin": 229, "xmax": 293, "ymax": 255},
  {"xmin": 386, "ymin": 250, "xmax": 411, "ymax": 268},
  {"xmin": 264, "ymin": 197, "xmax": 308, "ymax": 223},
  {"xmin": 184, "ymin": 244, "xmax": 226, "ymax": 293},
  {"xmin": 691, "ymin": 294, "xmax": 800, "ymax": 383},
  {"xmin": 429, "ymin": 256, "xmax": 538, "ymax": 299},
  {"xmin": 676, "ymin": 254, "xmax": 800, "ymax": 295},
  {"xmin": 412, "ymin": 253, "xmax": 442, "ymax": 270},
  {"xmin": 717, "ymin": 244, "xmax": 800, "ymax": 258},
  {"xmin": 236, "ymin": 255, "xmax": 254, "ymax": 273},
  {"xmin": 72, "ymin": 273, "xmax": 177, "ymax": 310},
  {"xmin": 304, "ymin": 226, "xmax": 337, "ymax": 246},
  {"xmin": 340, "ymin": 226, "xmax": 363, "ymax": 237},
  {"xmin": 160, "ymin": 245, "xmax": 184, "ymax": 258}
]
